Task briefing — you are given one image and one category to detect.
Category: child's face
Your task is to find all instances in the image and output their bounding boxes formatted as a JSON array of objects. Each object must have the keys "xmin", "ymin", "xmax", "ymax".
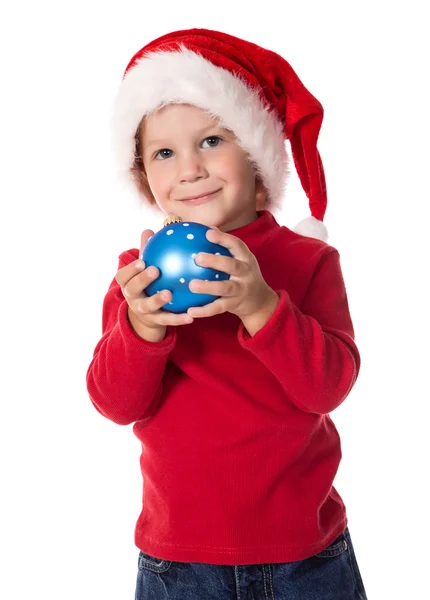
[{"xmin": 139, "ymin": 104, "xmax": 265, "ymax": 232}]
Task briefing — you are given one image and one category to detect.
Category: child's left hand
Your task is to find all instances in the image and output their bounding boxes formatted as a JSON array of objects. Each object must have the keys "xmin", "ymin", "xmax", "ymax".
[{"xmin": 187, "ymin": 227, "xmax": 277, "ymax": 319}]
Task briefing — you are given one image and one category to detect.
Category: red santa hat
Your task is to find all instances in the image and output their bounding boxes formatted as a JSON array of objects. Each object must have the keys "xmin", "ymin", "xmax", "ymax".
[{"xmin": 111, "ymin": 28, "xmax": 329, "ymax": 241}]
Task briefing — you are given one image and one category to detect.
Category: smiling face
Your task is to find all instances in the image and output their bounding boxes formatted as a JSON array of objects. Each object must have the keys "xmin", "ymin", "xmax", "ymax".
[{"xmin": 137, "ymin": 103, "xmax": 266, "ymax": 232}]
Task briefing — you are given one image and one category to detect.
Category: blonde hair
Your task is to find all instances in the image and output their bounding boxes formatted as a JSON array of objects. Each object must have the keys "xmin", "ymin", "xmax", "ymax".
[{"xmin": 131, "ymin": 117, "xmax": 268, "ymax": 210}]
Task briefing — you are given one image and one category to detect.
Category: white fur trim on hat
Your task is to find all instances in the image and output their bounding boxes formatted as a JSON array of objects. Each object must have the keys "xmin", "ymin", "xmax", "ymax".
[
  {"xmin": 293, "ymin": 216, "xmax": 329, "ymax": 242},
  {"xmin": 110, "ymin": 46, "xmax": 288, "ymax": 213}
]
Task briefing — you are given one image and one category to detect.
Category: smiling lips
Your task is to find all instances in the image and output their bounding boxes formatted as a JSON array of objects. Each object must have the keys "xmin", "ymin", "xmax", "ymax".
[{"xmin": 179, "ymin": 189, "xmax": 221, "ymax": 204}]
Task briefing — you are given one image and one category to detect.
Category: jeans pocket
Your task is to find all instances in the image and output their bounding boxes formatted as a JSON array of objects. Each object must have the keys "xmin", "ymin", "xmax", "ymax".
[
  {"xmin": 314, "ymin": 529, "xmax": 348, "ymax": 558},
  {"xmin": 138, "ymin": 550, "xmax": 173, "ymax": 573}
]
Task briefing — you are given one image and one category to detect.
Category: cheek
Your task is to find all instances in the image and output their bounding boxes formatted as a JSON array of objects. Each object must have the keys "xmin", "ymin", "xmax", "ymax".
[
  {"xmin": 229, "ymin": 157, "xmax": 256, "ymax": 191},
  {"xmin": 213, "ymin": 151, "xmax": 253, "ymax": 182},
  {"xmin": 146, "ymin": 165, "xmax": 171, "ymax": 195}
]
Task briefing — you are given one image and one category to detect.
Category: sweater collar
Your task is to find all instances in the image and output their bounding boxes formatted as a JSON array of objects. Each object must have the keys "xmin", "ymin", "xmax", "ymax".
[{"xmin": 228, "ymin": 210, "xmax": 280, "ymax": 249}]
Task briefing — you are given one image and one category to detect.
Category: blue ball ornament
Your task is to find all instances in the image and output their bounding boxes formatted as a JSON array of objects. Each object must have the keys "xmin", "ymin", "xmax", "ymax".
[{"xmin": 141, "ymin": 215, "xmax": 232, "ymax": 314}]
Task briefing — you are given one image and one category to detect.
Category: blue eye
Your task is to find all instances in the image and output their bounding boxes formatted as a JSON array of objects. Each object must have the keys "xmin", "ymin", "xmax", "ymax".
[
  {"xmin": 202, "ymin": 136, "xmax": 221, "ymax": 148},
  {"xmin": 153, "ymin": 136, "xmax": 222, "ymax": 160},
  {"xmin": 154, "ymin": 149, "xmax": 173, "ymax": 160}
]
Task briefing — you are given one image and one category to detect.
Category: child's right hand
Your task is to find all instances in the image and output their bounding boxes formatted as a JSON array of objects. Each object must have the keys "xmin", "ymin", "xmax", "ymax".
[{"xmin": 115, "ymin": 230, "xmax": 194, "ymax": 341}]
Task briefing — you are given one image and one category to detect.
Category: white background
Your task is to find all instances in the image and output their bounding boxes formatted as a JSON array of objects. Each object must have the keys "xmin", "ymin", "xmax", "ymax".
[{"xmin": 1, "ymin": 1, "xmax": 428, "ymax": 598}]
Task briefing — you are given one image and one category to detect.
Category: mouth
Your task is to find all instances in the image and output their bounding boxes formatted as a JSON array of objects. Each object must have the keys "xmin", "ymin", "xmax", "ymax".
[{"xmin": 179, "ymin": 189, "xmax": 221, "ymax": 205}]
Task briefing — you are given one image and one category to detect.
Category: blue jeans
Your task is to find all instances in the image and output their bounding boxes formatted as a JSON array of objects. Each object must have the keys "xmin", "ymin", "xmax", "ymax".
[{"xmin": 134, "ymin": 526, "xmax": 367, "ymax": 599}]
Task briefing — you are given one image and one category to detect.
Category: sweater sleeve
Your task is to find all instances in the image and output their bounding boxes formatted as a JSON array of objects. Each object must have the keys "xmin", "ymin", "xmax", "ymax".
[
  {"xmin": 86, "ymin": 249, "xmax": 177, "ymax": 426},
  {"xmin": 237, "ymin": 249, "xmax": 360, "ymax": 415}
]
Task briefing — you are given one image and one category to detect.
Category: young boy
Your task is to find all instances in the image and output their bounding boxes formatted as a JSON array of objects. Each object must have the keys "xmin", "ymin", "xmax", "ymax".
[{"xmin": 86, "ymin": 28, "xmax": 367, "ymax": 599}]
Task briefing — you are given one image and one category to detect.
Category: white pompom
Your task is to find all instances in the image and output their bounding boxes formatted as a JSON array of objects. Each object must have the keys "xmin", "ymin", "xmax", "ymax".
[{"xmin": 293, "ymin": 216, "xmax": 329, "ymax": 242}]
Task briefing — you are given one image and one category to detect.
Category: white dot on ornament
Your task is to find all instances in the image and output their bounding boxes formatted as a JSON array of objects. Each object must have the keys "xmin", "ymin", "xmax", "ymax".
[
  {"xmin": 187, "ymin": 234, "xmax": 194, "ymax": 240},
  {"xmin": 166, "ymin": 229, "xmax": 174, "ymax": 236},
  {"xmin": 179, "ymin": 278, "xmax": 185, "ymax": 283}
]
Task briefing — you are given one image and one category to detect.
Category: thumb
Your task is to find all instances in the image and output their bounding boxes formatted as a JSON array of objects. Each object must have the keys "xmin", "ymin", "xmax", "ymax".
[{"xmin": 139, "ymin": 229, "xmax": 155, "ymax": 259}]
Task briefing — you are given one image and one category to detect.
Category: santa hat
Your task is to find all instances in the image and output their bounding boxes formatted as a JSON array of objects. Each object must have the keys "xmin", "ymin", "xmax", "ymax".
[{"xmin": 111, "ymin": 28, "xmax": 329, "ymax": 241}]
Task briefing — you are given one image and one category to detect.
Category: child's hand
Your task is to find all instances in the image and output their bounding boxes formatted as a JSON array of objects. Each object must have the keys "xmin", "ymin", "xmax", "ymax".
[
  {"xmin": 115, "ymin": 230, "xmax": 194, "ymax": 337},
  {"xmin": 187, "ymin": 227, "xmax": 276, "ymax": 320}
]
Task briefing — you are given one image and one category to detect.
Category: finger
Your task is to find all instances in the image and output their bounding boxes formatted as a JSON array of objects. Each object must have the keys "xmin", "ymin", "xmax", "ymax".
[
  {"xmin": 194, "ymin": 252, "xmax": 244, "ymax": 277},
  {"xmin": 150, "ymin": 289, "xmax": 173, "ymax": 312},
  {"xmin": 159, "ymin": 306, "xmax": 194, "ymax": 326},
  {"xmin": 115, "ymin": 259, "xmax": 147, "ymax": 289},
  {"xmin": 134, "ymin": 291, "xmax": 194, "ymax": 325},
  {"xmin": 187, "ymin": 298, "xmax": 225, "ymax": 318},
  {"xmin": 189, "ymin": 279, "xmax": 235, "ymax": 297},
  {"xmin": 116, "ymin": 230, "xmax": 155, "ymax": 289},
  {"xmin": 140, "ymin": 229, "xmax": 155, "ymax": 259},
  {"xmin": 134, "ymin": 288, "xmax": 171, "ymax": 315},
  {"xmin": 205, "ymin": 228, "xmax": 249, "ymax": 261},
  {"xmin": 123, "ymin": 265, "xmax": 159, "ymax": 298}
]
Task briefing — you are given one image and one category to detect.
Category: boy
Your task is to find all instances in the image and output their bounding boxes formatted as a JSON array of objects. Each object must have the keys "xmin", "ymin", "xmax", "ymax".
[{"xmin": 87, "ymin": 28, "xmax": 367, "ymax": 599}]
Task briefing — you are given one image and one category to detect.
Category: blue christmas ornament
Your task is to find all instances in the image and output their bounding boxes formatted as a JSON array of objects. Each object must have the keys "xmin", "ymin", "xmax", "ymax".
[{"xmin": 141, "ymin": 214, "xmax": 232, "ymax": 314}]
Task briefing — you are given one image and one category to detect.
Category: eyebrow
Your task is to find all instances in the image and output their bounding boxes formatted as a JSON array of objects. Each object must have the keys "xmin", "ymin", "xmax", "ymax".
[{"xmin": 143, "ymin": 124, "xmax": 230, "ymax": 150}]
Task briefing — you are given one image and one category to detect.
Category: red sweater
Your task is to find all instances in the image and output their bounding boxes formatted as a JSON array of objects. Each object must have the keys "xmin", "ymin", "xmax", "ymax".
[{"xmin": 86, "ymin": 210, "xmax": 360, "ymax": 565}]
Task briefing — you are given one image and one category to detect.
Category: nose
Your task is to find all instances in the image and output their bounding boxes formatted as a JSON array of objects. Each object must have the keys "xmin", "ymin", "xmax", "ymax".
[{"xmin": 177, "ymin": 151, "xmax": 208, "ymax": 183}]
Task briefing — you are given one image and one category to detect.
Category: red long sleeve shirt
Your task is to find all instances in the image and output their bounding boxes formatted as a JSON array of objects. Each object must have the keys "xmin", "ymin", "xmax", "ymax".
[{"xmin": 86, "ymin": 210, "xmax": 360, "ymax": 565}]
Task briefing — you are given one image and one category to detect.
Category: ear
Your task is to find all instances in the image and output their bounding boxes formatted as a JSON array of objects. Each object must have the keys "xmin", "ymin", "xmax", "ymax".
[{"xmin": 255, "ymin": 176, "xmax": 267, "ymax": 210}]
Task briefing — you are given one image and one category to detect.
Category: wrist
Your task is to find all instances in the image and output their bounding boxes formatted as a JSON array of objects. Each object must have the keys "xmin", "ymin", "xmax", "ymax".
[
  {"xmin": 127, "ymin": 307, "xmax": 166, "ymax": 342},
  {"xmin": 241, "ymin": 290, "xmax": 279, "ymax": 337}
]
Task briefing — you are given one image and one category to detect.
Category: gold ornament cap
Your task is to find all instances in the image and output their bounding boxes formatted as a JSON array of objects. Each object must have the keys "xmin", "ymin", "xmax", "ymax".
[{"xmin": 163, "ymin": 214, "xmax": 183, "ymax": 227}]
